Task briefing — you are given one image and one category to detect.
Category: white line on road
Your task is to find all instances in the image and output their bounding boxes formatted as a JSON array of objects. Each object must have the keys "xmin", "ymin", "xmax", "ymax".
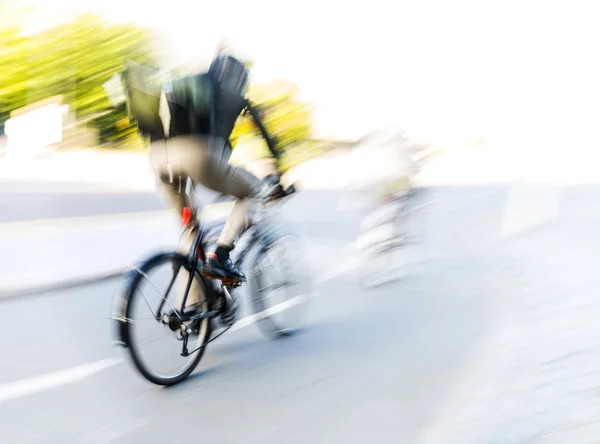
[
  {"xmin": 230, "ymin": 292, "xmax": 313, "ymax": 333},
  {"xmin": 0, "ymin": 256, "xmax": 359, "ymax": 405},
  {"xmin": 0, "ymin": 200, "xmax": 234, "ymax": 234},
  {"xmin": 0, "ymin": 357, "xmax": 123, "ymax": 405}
]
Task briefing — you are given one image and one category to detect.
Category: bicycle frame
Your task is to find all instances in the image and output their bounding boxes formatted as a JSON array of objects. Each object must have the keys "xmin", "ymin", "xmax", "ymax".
[
  {"xmin": 130, "ymin": 173, "xmax": 293, "ymax": 344},
  {"xmin": 166, "ymin": 209, "xmax": 263, "ymax": 319},
  {"xmin": 112, "ymin": 182, "xmax": 294, "ymax": 360}
]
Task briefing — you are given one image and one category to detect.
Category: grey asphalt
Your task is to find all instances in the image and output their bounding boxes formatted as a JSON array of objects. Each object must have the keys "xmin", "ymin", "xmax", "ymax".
[
  {"xmin": 0, "ymin": 180, "xmax": 167, "ymax": 223},
  {"xmin": 1, "ymin": 184, "xmax": 598, "ymax": 443},
  {"xmin": 0, "ymin": 178, "xmax": 347, "ymax": 226}
]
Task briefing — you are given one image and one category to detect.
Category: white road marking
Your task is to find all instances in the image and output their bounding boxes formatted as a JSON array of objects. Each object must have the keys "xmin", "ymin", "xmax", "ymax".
[
  {"xmin": 0, "ymin": 357, "xmax": 123, "ymax": 405},
  {"xmin": 0, "ymin": 255, "xmax": 360, "ymax": 404},
  {"xmin": 0, "ymin": 201, "xmax": 231, "ymax": 233},
  {"xmin": 230, "ymin": 292, "xmax": 313, "ymax": 332},
  {"xmin": 0, "ymin": 210, "xmax": 172, "ymax": 233}
]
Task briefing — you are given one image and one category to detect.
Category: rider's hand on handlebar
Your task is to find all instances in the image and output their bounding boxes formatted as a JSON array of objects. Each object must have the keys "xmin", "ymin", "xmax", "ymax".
[
  {"xmin": 261, "ymin": 175, "xmax": 285, "ymax": 202},
  {"xmin": 261, "ymin": 173, "xmax": 299, "ymax": 202}
]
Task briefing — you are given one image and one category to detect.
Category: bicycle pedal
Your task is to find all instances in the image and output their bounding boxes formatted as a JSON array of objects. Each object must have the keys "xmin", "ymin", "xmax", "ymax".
[{"xmin": 199, "ymin": 270, "xmax": 244, "ymax": 285}]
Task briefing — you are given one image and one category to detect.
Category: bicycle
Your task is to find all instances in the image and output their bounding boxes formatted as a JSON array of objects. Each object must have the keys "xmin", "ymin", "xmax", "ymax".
[
  {"xmin": 356, "ymin": 187, "xmax": 426, "ymax": 288},
  {"xmin": 111, "ymin": 177, "xmax": 312, "ymax": 386}
]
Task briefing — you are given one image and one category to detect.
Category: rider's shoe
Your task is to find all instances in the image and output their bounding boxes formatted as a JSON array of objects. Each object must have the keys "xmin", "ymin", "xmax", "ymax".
[{"xmin": 204, "ymin": 253, "xmax": 246, "ymax": 282}]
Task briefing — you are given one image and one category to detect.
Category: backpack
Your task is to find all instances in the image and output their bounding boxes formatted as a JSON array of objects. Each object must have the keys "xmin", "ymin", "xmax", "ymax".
[
  {"xmin": 209, "ymin": 53, "xmax": 250, "ymax": 143},
  {"xmin": 121, "ymin": 60, "xmax": 166, "ymax": 138},
  {"xmin": 122, "ymin": 54, "xmax": 250, "ymax": 142}
]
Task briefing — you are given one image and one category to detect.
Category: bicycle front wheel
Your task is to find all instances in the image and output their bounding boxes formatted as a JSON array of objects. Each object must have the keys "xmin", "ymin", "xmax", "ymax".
[
  {"xmin": 117, "ymin": 252, "xmax": 213, "ymax": 386},
  {"xmin": 249, "ymin": 232, "xmax": 312, "ymax": 338}
]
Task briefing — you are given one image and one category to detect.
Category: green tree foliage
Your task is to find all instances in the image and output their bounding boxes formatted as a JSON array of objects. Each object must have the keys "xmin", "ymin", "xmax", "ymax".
[
  {"xmin": 228, "ymin": 78, "xmax": 321, "ymax": 173},
  {"xmin": 0, "ymin": 6, "xmax": 152, "ymax": 146},
  {"xmin": 231, "ymin": 79, "xmax": 312, "ymax": 152}
]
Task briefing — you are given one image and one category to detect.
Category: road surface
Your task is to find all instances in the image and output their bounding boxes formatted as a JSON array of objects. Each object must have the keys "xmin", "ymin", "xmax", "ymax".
[
  {"xmin": 0, "ymin": 184, "xmax": 483, "ymax": 443},
  {"xmin": 0, "ymin": 179, "xmax": 165, "ymax": 224},
  {"xmin": 0, "ymin": 149, "xmax": 294, "ymax": 224},
  {"xmin": 2, "ymin": 182, "xmax": 600, "ymax": 442}
]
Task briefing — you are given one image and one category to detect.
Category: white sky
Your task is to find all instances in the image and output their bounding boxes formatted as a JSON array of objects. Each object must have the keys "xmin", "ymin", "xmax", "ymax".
[{"xmin": 19, "ymin": 0, "xmax": 600, "ymax": 145}]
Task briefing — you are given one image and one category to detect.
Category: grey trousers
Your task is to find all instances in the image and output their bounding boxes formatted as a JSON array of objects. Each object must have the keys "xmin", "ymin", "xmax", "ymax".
[{"xmin": 149, "ymin": 135, "xmax": 263, "ymax": 249}]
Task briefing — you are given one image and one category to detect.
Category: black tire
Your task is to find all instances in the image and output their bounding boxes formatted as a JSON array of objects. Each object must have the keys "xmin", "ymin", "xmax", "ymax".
[
  {"xmin": 119, "ymin": 252, "xmax": 212, "ymax": 386},
  {"xmin": 249, "ymin": 232, "xmax": 311, "ymax": 338}
]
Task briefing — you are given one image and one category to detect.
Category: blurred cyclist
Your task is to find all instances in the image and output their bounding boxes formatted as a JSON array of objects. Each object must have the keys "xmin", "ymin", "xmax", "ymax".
[{"xmin": 124, "ymin": 42, "xmax": 283, "ymax": 282}]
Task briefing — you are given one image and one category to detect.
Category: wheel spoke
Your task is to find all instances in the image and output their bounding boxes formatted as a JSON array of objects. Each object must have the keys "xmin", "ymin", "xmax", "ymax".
[
  {"xmin": 249, "ymin": 234, "xmax": 311, "ymax": 337},
  {"xmin": 118, "ymin": 253, "xmax": 213, "ymax": 386}
]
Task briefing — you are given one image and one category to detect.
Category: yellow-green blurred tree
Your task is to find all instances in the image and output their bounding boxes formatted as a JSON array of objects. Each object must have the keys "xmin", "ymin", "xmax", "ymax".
[
  {"xmin": 230, "ymin": 79, "xmax": 312, "ymax": 153},
  {"xmin": 0, "ymin": 6, "xmax": 152, "ymax": 146}
]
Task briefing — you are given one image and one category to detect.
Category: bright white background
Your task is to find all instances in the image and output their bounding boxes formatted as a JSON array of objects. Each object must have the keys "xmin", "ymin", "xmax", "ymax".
[{"xmin": 20, "ymin": 0, "xmax": 600, "ymax": 148}]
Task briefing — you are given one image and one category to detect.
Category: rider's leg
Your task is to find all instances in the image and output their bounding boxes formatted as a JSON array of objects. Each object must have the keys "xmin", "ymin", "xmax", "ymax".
[
  {"xmin": 156, "ymin": 174, "xmax": 187, "ymax": 214},
  {"xmin": 148, "ymin": 176, "xmax": 204, "ymax": 310},
  {"xmin": 150, "ymin": 135, "xmax": 263, "ymax": 281}
]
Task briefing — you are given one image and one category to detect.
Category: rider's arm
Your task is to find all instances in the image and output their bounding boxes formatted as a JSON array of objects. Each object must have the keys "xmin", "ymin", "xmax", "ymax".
[{"xmin": 243, "ymin": 99, "xmax": 280, "ymax": 161}]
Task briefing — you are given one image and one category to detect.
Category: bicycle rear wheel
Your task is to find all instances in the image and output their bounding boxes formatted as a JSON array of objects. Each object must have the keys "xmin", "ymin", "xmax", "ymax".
[
  {"xmin": 249, "ymin": 232, "xmax": 312, "ymax": 338},
  {"xmin": 116, "ymin": 252, "xmax": 213, "ymax": 386}
]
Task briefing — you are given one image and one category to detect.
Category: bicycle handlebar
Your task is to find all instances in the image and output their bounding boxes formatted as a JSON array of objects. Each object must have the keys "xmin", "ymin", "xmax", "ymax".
[{"xmin": 207, "ymin": 180, "xmax": 296, "ymax": 207}]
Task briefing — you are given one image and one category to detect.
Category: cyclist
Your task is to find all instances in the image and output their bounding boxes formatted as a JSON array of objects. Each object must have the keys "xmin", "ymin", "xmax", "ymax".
[{"xmin": 128, "ymin": 44, "xmax": 283, "ymax": 283}]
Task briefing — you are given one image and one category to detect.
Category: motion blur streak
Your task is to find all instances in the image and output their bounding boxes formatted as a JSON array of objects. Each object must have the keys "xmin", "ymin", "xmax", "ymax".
[{"xmin": 0, "ymin": 0, "xmax": 599, "ymax": 442}]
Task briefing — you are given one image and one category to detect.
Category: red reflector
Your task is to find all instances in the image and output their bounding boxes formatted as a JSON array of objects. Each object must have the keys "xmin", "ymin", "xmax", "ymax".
[{"xmin": 181, "ymin": 207, "xmax": 192, "ymax": 226}]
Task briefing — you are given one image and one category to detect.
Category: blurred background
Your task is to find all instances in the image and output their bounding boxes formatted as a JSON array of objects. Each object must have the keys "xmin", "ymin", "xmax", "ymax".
[{"xmin": 2, "ymin": 0, "xmax": 600, "ymax": 442}]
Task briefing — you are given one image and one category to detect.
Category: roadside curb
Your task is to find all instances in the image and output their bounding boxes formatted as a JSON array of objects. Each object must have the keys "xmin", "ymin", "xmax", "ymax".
[{"xmin": 0, "ymin": 151, "xmax": 356, "ymax": 300}]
